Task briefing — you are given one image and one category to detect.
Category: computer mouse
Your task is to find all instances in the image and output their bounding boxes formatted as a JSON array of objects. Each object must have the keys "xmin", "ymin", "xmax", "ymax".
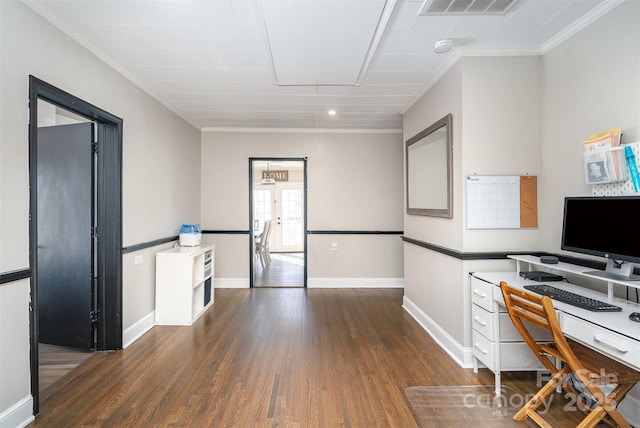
[{"xmin": 629, "ymin": 312, "xmax": 640, "ymax": 323}]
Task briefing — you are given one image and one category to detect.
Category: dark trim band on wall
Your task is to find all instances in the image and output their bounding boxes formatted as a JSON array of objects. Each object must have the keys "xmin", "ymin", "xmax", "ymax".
[
  {"xmin": 401, "ymin": 236, "xmax": 513, "ymax": 259},
  {"xmin": 401, "ymin": 236, "xmax": 640, "ymax": 274},
  {"xmin": 308, "ymin": 230, "xmax": 403, "ymax": 235},
  {"xmin": 121, "ymin": 231, "xmax": 252, "ymax": 254},
  {"xmin": 202, "ymin": 230, "xmax": 250, "ymax": 234},
  {"xmin": 201, "ymin": 230, "xmax": 404, "ymax": 235},
  {"xmin": 122, "ymin": 236, "xmax": 178, "ymax": 254},
  {"xmin": 0, "ymin": 268, "xmax": 32, "ymax": 285}
]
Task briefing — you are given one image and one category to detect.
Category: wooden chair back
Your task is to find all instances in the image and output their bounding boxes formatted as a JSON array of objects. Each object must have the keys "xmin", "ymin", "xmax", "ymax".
[
  {"xmin": 500, "ymin": 281, "xmax": 583, "ymax": 376},
  {"xmin": 500, "ymin": 281, "xmax": 640, "ymax": 428}
]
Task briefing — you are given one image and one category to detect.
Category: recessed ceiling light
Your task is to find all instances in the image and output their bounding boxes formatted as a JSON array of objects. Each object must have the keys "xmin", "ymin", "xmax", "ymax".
[{"xmin": 328, "ymin": 110, "xmax": 337, "ymax": 116}]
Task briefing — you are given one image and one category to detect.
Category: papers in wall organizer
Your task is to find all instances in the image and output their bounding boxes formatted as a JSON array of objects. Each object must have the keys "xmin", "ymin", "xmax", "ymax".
[{"xmin": 583, "ymin": 129, "xmax": 626, "ymax": 184}]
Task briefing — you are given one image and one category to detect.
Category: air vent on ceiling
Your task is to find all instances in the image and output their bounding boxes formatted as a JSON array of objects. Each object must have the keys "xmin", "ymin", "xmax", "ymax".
[{"xmin": 419, "ymin": 0, "xmax": 519, "ymax": 16}]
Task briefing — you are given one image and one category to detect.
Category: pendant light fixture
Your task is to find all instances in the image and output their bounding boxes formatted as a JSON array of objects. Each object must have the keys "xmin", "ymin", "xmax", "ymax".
[{"xmin": 261, "ymin": 162, "xmax": 276, "ymax": 185}]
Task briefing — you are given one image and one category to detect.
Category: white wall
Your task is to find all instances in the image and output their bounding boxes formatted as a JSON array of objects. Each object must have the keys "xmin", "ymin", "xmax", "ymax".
[
  {"xmin": 541, "ymin": 0, "xmax": 640, "ymax": 254},
  {"xmin": 461, "ymin": 56, "xmax": 543, "ymax": 252},
  {"xmin": 0, "ymin": 1, "xmax": 200, "ymax": 423},
  {"xmin": 402, "ymin": 60, "xmax": 466, "ymax": 355},
  {"xmin": 402, "ymin": 1, "xmax": 638, "ymax": 367},
  {"xmin": 403, "ymin": 61, "xmax": 464, "ymax": 250},
  {"xmin": 201, "ymin": 130, "xmax": 404, "ymax": 286},
  {"xmin": 402, "ymin": 56, "xmax": 542, "ymax": 363}
]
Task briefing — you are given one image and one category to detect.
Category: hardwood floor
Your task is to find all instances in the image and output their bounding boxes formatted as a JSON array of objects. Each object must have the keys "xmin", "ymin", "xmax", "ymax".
[
  {"xmin": 29, "ymin": 288, "xmax": 586, "ymax": 427},
  {"xmin": 38, "ymin": 344, "xmax": 93, "ymax": 391},
  {"xmin": 254, "ymin": 252, "xmax": 304, "ymax": 287}
]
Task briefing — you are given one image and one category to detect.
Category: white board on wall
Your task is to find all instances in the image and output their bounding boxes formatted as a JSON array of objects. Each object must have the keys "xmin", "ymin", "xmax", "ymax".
[
  {"xmin": 466, "ymin": 175, "xmax": 538, "ymax": 229},
  {"xmin": 466, "ymin": 176, "xmax": 520, "ymax": 229}
]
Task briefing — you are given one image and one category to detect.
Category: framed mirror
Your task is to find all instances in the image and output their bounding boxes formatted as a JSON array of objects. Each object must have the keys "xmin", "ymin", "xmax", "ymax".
[{"xmin": 405, "ymin": 114, "xmax": 452, "ymax": 217}]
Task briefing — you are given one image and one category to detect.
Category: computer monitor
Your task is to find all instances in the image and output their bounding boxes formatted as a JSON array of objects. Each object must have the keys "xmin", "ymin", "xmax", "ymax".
[{"xmin": 561, "ymin": 196, "xmax": 640, "ymax": 280}]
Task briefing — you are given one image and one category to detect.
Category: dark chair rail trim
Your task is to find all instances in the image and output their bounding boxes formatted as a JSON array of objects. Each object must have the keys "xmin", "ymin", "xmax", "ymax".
[
  {"xmin": 122, "ymin": 236, "xmax": 178, "ymax": 254},
  {"xmin": 308, "ymin": 230, "xmax": 403, "ymax": 235},
  {"xmin": 202, "ymin": 230, "xmax": 249, "ymax": 234},
  {"xmin": 0, "ymin": 268, "xmax": 32, "ymax": 285},
  {"xmin": 202, "ymin": 230, "xmax": 404, "ymax": 235},
  {"xmin": 400, "ymin": 236, "xmax": 525, "ymax": 259},
  {"xmin": 401, "ymin": 236, "xmax": 638, "ymax": 273}
]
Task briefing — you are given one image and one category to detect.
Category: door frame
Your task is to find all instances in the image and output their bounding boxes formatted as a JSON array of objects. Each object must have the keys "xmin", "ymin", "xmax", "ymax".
[
  {"xmin": 28, "ymin": 76, "xmax": 123, "ymax": 414},
  {"xmin": 248, "ymin": 157, "xmax": 307, "ymax": 287}
]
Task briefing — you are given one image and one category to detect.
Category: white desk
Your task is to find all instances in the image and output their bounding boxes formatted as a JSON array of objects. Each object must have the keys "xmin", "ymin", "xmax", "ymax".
[{"xmin": 471, "ymin": 270, "xmax": 640, "ymax": 423}]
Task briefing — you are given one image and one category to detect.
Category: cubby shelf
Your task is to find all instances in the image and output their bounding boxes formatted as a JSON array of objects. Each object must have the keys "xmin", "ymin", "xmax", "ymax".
[{"xmin": 155, "ymin": 245, "xmax": 214, "ymax": 325}]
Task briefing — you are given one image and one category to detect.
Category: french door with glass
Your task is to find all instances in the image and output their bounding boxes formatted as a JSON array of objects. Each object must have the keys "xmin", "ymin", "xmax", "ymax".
[{"xmin": 253, "ymin": 184, "xmax": 304, "ymax": 253}]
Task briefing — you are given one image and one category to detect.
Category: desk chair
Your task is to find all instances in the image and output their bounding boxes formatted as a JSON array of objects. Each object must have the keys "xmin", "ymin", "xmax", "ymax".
[
  {"xmin": 500, "ymin": 281, "xmax": 640, "ymax": 428},
  {"xmin": 263, "ymin": 219, "xmax": 272, "ymax": 264}
]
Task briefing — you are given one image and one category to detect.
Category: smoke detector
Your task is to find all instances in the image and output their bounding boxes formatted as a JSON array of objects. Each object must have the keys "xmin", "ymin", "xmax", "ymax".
[{"xmin": 434, "ymin": 39, "xmax": 453, "ymax": 54}]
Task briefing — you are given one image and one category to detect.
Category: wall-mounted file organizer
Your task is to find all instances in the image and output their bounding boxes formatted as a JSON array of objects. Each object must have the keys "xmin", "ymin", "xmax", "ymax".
[
  {"xmin": 592, "ymin": 142, "xmax": 640, "ymax": 196},
  {"xmin": 584, "ymin": 146, "xmax": 627, "ymax": 184},
  {"xmin": 466, "ymin": 175, "xmax": 537, "ymax": 229}
]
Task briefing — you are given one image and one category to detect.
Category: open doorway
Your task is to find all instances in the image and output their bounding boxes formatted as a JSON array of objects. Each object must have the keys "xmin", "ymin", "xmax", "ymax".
[
  {"xmin": 29, "ymin": 76, "xmax": 123, "ymax": 414},
  {"xmin": 250, "ymin": 158, "xmax": 307, "ymax": 287},
  {"xmin": 35, "ymin": 99, "xmax": 97, "ymax": 393}
]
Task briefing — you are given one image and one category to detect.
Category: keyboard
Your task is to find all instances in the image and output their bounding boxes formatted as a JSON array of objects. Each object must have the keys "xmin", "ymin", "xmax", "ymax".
[{"xmin": 524, "ymin": 284, "xmax": 622, "ymax": 312}]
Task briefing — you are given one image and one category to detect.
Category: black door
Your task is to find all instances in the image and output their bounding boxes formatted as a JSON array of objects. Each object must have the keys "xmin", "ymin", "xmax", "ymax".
[{"xmin": 37, "ymin": 122, "xmax": 95, "ymax": 350}]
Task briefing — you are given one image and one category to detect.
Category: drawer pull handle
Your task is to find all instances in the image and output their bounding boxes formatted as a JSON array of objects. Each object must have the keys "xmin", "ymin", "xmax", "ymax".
[
  {"xmin": 473, "ymin": 289, "xmax": 487, "ymax": 298},
  {"xmin": 473, "ymin": 316, "xmax": 487, "ymax": 326},
  {"xmin": 593, "ymin": 335, "xmax": 628, "ymax": 354},
  {"xmin": 474, "ymin": 343, "xmax": 488, "ymax": 354}
]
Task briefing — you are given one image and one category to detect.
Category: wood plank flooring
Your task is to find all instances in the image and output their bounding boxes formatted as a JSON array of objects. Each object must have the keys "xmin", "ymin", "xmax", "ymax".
[
  {"xmin": 38, "ymin": 344, "xmax": 93, "ymax": 391},
  {"xmin": 254, "ymin": 252, "xmax": 304, "ymax": 287},
  {"xmin": 29, "ymin": 288, "xmax": 587, "ymax": 427}
]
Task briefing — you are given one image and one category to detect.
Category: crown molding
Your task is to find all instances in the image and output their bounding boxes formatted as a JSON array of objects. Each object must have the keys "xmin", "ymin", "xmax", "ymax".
[
  {"xmin": 399, "ymin": 50, "xmax": 462, "ymax": 115},
  {"xmin": 22, "ymin": 0, "xmax": 200, "ymax": 131},
  {"xmin": 541, "ymin": 0, "xmax": 625, "ymax": 54},
  {"xmin": 201, "ymin": 127, "xmax": 402, "ymax": 134}
]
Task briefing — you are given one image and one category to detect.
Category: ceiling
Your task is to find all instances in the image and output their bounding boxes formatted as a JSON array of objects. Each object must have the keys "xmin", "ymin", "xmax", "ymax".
[{"xmin": 25, "ymin": 0, "xmax": 618, "ymax": 130}]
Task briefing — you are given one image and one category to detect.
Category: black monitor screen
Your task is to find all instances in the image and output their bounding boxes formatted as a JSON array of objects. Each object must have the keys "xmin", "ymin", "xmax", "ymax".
[{"xmin": 561, "ymin": 196, "xmax": 640, "ymax": 264}]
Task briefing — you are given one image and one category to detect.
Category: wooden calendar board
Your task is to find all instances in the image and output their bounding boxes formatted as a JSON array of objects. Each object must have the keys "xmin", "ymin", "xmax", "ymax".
[{"xmin": 466, "ymin": 175, "xmax": 538, "ymax": 229}]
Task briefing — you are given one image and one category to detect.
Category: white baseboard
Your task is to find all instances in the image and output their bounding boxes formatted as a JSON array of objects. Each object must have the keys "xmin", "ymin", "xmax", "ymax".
[
  {"xmin": 122, "ymin": 311, "xmax": 155, "ymax": 349},
  {"xmin": 402, "ymin": 295, "xmax": 473, "ymax": 369},
  {"xmin": 0, "ymin": 395, "xmax": 34, "ymax": 428},
  {"xmin": 307, "ymin": 278, "xmax": 404, "ymax": 288},
  {"xmin": 212, "ymin": 278, "xmax": 403, "ymax": 289},
  {"xmin": 214, "ymin": 278, "xmax": 250, "ymax": 288}
]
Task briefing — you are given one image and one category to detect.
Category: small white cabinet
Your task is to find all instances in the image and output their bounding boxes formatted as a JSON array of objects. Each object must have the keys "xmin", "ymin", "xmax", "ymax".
[{"xmin": 155, "ymin": 245, "xmax": 214, "ymax": 325}]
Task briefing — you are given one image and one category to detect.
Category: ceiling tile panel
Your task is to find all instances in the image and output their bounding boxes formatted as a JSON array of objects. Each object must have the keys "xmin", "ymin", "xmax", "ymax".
[
  {"xmin": 261, "ymin": 0, "xmax": 386, "ymax": 85},
  {"xmin": 369, "ymin": 53, "xmax": 444, "ymax": 71},
  {"xmin": 25, "ymin": 0, "xmax": 617, "ymax": 130},
  {"xmin": 106, "ymin": 48, "xmax": 266, "ymax": 69},
  {"xmin": 412, "ymin": 14, "xmax": 465, "ymax": 32},
  {"xmin": 387, "ymin": 1, "xmax": 424, "ymax": 31},
  {"xmin": 500, "ymin": 0, "xmax": 572, "ymax": 33},
  {"xmin": 378, "ymin": 31, "xmax": 431, "ymax": 54},
  {"xmin": 362, "ymin": 69, "xmax": 439, "ymax": 85}
]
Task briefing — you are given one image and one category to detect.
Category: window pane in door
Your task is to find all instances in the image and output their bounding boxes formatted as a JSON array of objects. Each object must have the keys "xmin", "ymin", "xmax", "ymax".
[
  {"xmin": 253, "ymin": 189, "xmax": 271, "ymax": 231},
  {"xmin": 281, "ymin": 189, "xmax": 302, "ymax": 246}
]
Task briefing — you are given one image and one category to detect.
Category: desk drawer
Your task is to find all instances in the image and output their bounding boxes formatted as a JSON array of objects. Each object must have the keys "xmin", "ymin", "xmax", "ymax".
[
  {"xmin": 473, "ymin": 333, "xmax": 495, "ymax": 370},
  {"xmin": 472, "ymin": 305, "xmax": 494, "ymax": 340},
  {"xmin": 560, "ymin": 313, "xmax": 640, "ymax": 370},
  {"xmin": 471, "ymin": 277, "xmax": 494, "ymax": 312},
  {"xmin": 472, "ymin": 332, "xmax": 545, "ymax": 371},
  {"xmin": 473, "ymin": 304, "xmax": 550, "ymax": 342}
]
